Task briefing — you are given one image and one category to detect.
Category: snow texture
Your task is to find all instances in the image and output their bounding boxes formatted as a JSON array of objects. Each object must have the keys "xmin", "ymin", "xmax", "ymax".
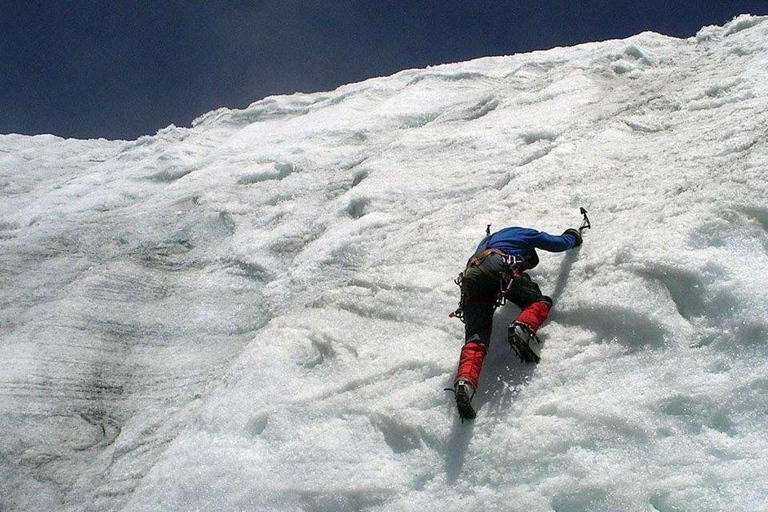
[{"xmin": 2, "ymin": 13, "xmax": 768, "ymax": 512}]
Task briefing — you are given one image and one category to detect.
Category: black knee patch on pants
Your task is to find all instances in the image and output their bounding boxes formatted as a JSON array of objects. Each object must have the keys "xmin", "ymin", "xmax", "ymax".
[
  {"xmin": 542, "ymin": 295, "xmax": 553, "ymax": 308},
  {"xmin": 506, "ymin": 273, "xmax": 547, "ymax": 309},
  {"xmin": 462, "ymin": 263, "xmax": 502, "ymax": 347}
]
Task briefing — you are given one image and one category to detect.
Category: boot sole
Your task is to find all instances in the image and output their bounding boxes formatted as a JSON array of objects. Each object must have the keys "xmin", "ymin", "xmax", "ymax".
[
  {"xmin": 509, "ymin": 329, "xmax": 541, "ymax": 363},
  {"xmin": 456, "ymin": 391, "xmax": 476, "ymax": 419}
]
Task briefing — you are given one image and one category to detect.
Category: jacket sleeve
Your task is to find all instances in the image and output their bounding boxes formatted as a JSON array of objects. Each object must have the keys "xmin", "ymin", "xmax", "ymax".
[{"xmin": 530, "ymin": 230, "xmax": 578, "ymax": 252}]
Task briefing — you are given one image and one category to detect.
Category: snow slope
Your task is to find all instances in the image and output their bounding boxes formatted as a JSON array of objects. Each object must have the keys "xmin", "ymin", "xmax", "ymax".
[{"xmin": 2, "ymin": 14, "xmax": 768, "ymax": 512}]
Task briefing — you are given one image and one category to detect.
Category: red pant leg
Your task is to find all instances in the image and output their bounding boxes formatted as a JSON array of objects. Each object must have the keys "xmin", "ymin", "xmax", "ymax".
[
  {"xmin": 515, "ymin": 301, "xmax": 550, "ymax": 333},
  {"xmin": 455, "ymin": 340, "xmax": 487, "ymax": 389}
]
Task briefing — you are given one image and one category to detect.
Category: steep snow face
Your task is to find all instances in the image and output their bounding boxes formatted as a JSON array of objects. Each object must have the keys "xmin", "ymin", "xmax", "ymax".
[{"xmin": 2, "ymin": 14, "xmax": 768, "ymax": 512}]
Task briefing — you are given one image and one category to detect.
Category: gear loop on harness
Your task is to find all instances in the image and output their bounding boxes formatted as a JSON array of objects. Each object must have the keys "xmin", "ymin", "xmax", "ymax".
[
  {"xmin": 449, "ymin": 271, "xmax": 466, "ymax": 322},
  {"xmin": 494, "ymin": 253, "xmax": 524, "ymax": 308}
]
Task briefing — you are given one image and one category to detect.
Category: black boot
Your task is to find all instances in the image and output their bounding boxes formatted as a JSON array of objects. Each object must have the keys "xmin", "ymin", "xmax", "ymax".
[
  {"xmin": 454, "ymin": 379, "xmax": 477, "ymax": 420},
  {"xmin": 508, "ymin": 322, "xmax": 541, "ymax": 363}
]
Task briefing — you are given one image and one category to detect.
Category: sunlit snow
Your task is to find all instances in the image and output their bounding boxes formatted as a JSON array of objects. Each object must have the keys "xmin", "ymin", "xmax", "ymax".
[{"xmin": 2, "ymin": 14, "xmax": 768, "ymax": 512}]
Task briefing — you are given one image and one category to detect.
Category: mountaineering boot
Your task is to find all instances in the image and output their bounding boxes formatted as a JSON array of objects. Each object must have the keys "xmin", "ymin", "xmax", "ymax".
[
  {"xmin": 508, "ymin": 322, "xmax": 541, "ymax": 363},
  {"xmin": 450, "ymin": 340, "xmax": 485, "ymax": 420},
  {"xmin": 454, "ymin": 379, "xmax": 476, "ymax": 420}
]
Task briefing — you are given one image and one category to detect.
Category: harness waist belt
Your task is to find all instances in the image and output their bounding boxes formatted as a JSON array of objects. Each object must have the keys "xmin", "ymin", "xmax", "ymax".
[{"xmin": 466, "ymin": 248, "xmax": 506, "ymax": 269}]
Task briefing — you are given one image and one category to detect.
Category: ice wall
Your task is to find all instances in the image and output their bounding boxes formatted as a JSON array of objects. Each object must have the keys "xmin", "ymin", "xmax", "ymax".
[{"xmin": 1, "ymin": 14, "xmax": 767, "ymax": 512}]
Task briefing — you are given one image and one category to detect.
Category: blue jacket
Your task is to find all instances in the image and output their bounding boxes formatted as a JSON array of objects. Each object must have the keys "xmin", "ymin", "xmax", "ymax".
[{"xmin": 476, "ymin": 227, "xmax": 578, "ymax": 269}]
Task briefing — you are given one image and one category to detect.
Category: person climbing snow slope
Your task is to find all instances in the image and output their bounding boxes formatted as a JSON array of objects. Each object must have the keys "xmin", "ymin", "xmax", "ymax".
[{"xmin": 451, "ymin": 225, "xmax": 582, "ymax": 420}]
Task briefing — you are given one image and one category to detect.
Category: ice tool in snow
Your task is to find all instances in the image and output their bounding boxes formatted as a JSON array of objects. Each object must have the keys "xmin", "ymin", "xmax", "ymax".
[{"xmin": 579, "ymin": 207, "xmax": 591, "ymax": 233}]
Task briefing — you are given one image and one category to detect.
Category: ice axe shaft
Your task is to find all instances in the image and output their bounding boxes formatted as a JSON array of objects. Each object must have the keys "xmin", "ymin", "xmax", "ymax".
[{"xmin": 579, "ymin": 207, "xmax": 591, "ymax": 233}]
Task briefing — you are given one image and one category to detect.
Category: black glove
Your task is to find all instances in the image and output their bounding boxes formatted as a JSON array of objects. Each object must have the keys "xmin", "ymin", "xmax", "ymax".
[{"xmin": 563, "ymin": 228, "xmax": 583, "ymax": 247}]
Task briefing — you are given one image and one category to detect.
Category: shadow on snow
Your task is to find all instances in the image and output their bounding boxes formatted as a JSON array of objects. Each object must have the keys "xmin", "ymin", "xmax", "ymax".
[{"xmin": 444, "ymin": 249, "xmax": 580, "ymax": 482}]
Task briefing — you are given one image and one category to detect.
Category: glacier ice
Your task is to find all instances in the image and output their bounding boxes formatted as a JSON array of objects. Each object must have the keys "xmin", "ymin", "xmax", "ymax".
[{"xmin": 2, "ymin": 14, "xmax": 768, "ymax": 512}]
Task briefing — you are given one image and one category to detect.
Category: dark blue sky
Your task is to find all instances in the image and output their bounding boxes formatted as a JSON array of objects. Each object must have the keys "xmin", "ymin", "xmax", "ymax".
[{"xmin": 2, "ymin": 1, "xmax": 766, "ymax": 140}]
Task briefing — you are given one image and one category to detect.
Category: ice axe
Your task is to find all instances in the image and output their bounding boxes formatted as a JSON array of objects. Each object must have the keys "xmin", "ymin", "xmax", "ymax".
[{"xmin": 579, "ymin": 207, "xmax": 591, "ymax": 233}]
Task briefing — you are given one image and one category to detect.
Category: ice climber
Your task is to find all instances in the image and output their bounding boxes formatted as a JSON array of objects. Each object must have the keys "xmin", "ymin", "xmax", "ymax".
[{"xmin": 451, "ymin": 225, "xmax": 583, "ymax": 420}]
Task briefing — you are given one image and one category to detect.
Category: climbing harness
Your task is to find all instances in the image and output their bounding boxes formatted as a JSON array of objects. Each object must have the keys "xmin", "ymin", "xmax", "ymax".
[{"xmin": 449, "ymin": 225, "xmax": 525, "ymax": 322}]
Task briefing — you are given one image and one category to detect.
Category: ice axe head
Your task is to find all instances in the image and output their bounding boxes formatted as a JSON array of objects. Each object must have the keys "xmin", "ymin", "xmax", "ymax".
[{"xmin": 579, "ymin": 207, "xmax": 591, "ymax": 232}]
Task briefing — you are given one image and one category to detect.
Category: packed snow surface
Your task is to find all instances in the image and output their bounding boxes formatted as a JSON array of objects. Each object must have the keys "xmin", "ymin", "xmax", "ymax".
[{"xmin": 2, "ymin": 14, "xmax": 768, "ymax": 512}]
